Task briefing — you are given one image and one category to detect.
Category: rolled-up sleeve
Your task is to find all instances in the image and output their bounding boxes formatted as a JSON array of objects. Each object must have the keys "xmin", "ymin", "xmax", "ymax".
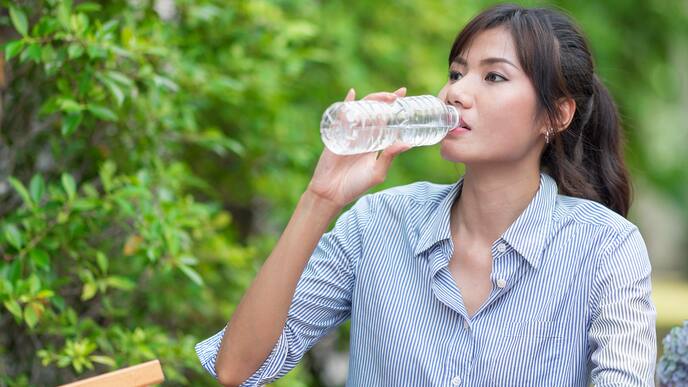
[
  {"xmin": 195, "ymin": 194, "xmax": 373, "ymax": 385},
  {"xmin": 588, "ymin": 226, "xmax": 657, "ymax": 386}
]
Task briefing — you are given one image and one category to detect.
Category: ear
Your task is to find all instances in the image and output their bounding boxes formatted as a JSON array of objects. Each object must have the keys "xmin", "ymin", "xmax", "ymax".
[{"xmin": 554, "ymin": 97, "xmax": 576, "ymax": 133}]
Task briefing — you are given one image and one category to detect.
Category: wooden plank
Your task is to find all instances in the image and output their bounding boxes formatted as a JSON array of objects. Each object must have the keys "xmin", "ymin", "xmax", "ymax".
[{"xmin": 58, "ymin": 359, "xmax": 165, "ymax": 387}]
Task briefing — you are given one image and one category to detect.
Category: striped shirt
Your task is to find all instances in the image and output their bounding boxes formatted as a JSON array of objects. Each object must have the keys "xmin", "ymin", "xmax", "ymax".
[{"xmin": 196, "ymin": 172, "xmax": 656, "ymax": 386}]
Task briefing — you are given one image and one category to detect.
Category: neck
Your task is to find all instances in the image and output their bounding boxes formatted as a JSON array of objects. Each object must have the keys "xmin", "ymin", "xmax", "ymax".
[{"xmin": 451, "ymin": 164, "xmax": 541, "ymax": 245}]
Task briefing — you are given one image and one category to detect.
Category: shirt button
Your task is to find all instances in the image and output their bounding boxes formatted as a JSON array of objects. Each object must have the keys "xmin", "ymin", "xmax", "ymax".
[
  {"xmin": 496, "ymin": 243, "xmax": 507, "ymax": 253},
  {"xmin": 463, "ymin": 320, "xmax": 469, "ymax": 330},
  {"xmin": 497, "ymin": 278, "xmax": 507, "ymax": 288},
  {"xmin": 451, "ymin": 376, "xmax": 461, "ymax": 386}
]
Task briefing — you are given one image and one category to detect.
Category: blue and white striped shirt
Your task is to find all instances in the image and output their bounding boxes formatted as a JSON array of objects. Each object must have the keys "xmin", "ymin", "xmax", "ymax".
[{"xmin": 196, "ymin": 173, "xmax": 656, "ymax": 386}]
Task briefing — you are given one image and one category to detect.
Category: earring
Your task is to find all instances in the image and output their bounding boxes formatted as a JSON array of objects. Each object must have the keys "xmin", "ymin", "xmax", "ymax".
[{"xmin": 545, "ymin": 128, "xmax": 554, "ymax": 144}]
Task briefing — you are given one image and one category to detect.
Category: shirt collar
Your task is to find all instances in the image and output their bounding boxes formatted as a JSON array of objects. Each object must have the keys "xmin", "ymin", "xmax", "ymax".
[
  {"xmin": 413, "ymin": 178, "xmax": 463, "ymax": 257},
  {"xmin": 413, "ymin": 173, "xmax": 558, "ymax": 269}
]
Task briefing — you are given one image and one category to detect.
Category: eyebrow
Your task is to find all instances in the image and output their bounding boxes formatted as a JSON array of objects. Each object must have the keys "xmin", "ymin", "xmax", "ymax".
[{"xmin": 453, "ymin": 56, "xmax": 520, "ymax": 70}]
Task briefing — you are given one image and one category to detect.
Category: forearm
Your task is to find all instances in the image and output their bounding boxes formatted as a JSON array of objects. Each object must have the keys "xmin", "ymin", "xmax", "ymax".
[{"xmin": 215, "ymin": 189, "xmax": 342, "ymax": 386}]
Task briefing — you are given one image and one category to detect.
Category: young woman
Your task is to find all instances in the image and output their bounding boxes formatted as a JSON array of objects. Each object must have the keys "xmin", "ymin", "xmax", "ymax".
[{"xmin": 197, "ymin": 4, "xmax": 656, "ymax": 386}]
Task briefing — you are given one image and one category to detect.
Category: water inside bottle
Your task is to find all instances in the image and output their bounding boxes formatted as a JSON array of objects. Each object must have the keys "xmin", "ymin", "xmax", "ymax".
[{"xmin": 320, "ymin": 95, "xmax": 458, "ymax": 154}]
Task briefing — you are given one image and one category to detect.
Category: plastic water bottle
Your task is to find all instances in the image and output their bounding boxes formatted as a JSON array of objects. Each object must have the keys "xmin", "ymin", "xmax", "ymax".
[{"xmin": 320, "ymin": 95, "xmax": 459, "ymax": 155}]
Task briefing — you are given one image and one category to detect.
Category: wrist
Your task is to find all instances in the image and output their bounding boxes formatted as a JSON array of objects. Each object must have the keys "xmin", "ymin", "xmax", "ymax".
[{"xmin": 300, "ymin": 189, "xmax": 343, "ymax": 220}]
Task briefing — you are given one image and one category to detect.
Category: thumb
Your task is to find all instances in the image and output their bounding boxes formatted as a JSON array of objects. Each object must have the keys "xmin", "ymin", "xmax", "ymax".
[{"xmin": 344, "ymin": 88, "xmax": 356, "ymax": 102}]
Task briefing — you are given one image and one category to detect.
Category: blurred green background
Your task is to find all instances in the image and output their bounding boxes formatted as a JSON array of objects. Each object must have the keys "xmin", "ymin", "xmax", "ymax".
[{"xmin": 0, "ymin": 0, "xmax": 686, "ymax": 385}]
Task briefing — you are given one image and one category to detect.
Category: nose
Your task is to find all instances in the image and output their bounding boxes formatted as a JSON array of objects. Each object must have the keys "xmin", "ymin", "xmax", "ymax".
[{"xmin": 444, "ymin": 80, "xmax": 474, "ymax": 110}]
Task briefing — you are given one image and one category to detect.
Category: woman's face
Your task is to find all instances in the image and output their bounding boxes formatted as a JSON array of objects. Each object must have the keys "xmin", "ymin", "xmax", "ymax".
[{"xmin": 437, "ymin": 26, "xmax": 546, "ymax": 166}]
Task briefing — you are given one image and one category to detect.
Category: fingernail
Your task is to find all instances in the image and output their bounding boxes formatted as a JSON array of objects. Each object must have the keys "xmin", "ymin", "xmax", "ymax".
[{"xmin": 347, "ymin": 88, "xmax": 355, "ymax": 97}]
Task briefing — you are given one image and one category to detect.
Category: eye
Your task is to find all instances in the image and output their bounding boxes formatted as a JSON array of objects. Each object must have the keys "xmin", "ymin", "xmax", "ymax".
[
  {"xmin": 448, "ymin": 70, "xmax": 463, "ymax": 82},
  {"xmin": 485, "ymin": 72, "xmax": 507, "ymax": 82}
]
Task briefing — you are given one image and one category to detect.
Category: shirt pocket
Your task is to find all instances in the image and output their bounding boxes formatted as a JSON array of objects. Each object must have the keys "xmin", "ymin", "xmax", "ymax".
[{"xmin": 489, "ymin": 320, "xmax": 563, "ymax": 386}]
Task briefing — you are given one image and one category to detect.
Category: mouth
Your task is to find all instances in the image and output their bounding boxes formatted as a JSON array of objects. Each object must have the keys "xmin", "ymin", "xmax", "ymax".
[
  {"xmin": 448, "ymin": 118, "xmax": 471, "ymax": 135},
  {"xmin": 458, "ymin": 118, "xmax": 471, "ymax": 130}
]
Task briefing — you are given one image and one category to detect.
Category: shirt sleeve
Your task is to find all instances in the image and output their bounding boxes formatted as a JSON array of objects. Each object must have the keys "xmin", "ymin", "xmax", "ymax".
[
  {"xmin": 195, "ymin": 194, "xmax": 373, "ymax": 385},
  {"xmin": 588, "ymin": 226, "xmax": 657, "ymax": 386}
]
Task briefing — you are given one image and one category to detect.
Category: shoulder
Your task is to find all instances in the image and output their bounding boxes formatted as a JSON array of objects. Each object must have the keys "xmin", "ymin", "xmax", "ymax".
[
  {"xmin": 553, "ymin": 195, "xmax": 649, "ymax": 270},
  {"xmin": 554, "ymin": 194, "xmax": 637, "ymax": 238},
  {"xmin": 341, "ymin": 181, "xmax": 452, "ymax": 225},
  {"xmin": 349, "ymin": 181, "xmax": 456, "ymax": 229}
]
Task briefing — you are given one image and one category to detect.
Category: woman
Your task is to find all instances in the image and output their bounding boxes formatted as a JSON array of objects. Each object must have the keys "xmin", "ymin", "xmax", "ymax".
[{"xmin": 197, "ymin": 4, "xmax": 656, "ymax": 386}]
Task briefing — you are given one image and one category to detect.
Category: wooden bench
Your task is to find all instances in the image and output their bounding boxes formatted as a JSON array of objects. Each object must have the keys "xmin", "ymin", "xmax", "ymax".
[{"xmin": 58, "ymin": 359, "xmax": 165, "ymax": 387}]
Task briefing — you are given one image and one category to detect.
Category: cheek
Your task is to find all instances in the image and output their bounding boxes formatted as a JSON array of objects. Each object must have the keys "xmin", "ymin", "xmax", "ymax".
[{"xmin": 487, "ymin": 91, "xmax": 539, "ymax": 134}]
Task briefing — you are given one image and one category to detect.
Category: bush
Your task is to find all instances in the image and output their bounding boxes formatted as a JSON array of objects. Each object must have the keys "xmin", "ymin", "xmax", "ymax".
[{"xmin": 0, "ymin": 0, "xmax": 308, "ymax": 384}]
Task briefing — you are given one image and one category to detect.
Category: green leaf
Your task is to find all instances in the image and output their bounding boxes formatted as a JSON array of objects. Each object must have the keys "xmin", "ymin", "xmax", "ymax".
[
  {"xmin": 28, "ymin": 274, "xmax": 41, "ymax": 294},
  {"xmin": 104, "ymin": 276, "xmax": 135, "ymax": 290},
  {"xmin": 59, "ymin": 98, "xmax": 83, "ymax": 113},
  {"xmin": 81, "ymin": 282, "xmax": 97, "ymax": 301},
  {"xmin": 3, "ymin": 300, "xmax": 23, "ymax": 319},
  {"xmin": 57, "ymin": 0, "xmax": 72, "ymax": 29},
  {"xmin": 99, "ymin": 76, "xmax": 125, "ymax": 106},
  {"xmin": 3, "ymin": 224, "xmax": 23, "ymax": 249},
  {"xmin": 75, "ymin": 2, "xmax": 102, "ymax": 13},
  {"xmin": 57, "ymin": 210, "xmax": 69, "ymax": 224},
  {"xmin": 8, "ymin": 176, "xmax": 33, "ymax": 208},
  {"xmin": 74, "ymin": 13, "xmax": 90, "ymax": 35},
  {"xmin": 62, "ymin": 112, "xmax": 82, "ymax": 136},
  {"xmin": 30, "ymin": 249, "xmax": 50, "ymax": 271},
  {"xmin": 39, "ymin": 96, "xmax": 60, "ymax": 116},
  {"xmin": 71, "ymin": 198, "xmax": 98, "ymax": 211},
  {"xmin": 90, "ymin": 355, "xmax": 116, "ymax": 367},
  {"xmin": 96, "ymin": 252, "xmax": 108, "ymax": 274},
  {"xmin": 36, "ymin": 289, "xmax": 54, "ymax": 299},
  {"xmin": 8, "ymin": 260, "xmax": 21, "ymax": 282},
  {"xmin": 9, "ymin": 6, "xmax": 29, "ymax": 37},
  {"xmin": 86, "ymin": 44, "xmax": 106, "ymax": 59},
  {"xmin": 4, "ymin": 40, "xmax": 24, "ymax": 60},
  {"xmin": 67, "ymin": 43, "xmax": 84, "ymax": 59},
  {"xmin": 51, "ymin": 296, "xmax": 65, "ymax": 311},
  {"xmin": 86, "ymin": 104, "xmax": 117, "ymax": 121},
  {"xmin": 180, "ymin": 255, "xmax": 198, "ymax": 265},
  {"xmin": 73, "ymin": 359, "xmax": 84, "ymax": 373},
  {"xmin": 100, "ymin": 20, "xmax": 119, "ymax": 36},
  {"xmin": 25, "ymin": 43, "xmax": 41, "ymax": 62},
  {"xmin": 29, "ymin": 174, "xmax": 45, "ymax": 204},
  {"xmin": 61, "ymin": 173, "xmax": 76, "ymax": 200},
  {"xmin": 24, "ymin": 304, "xmax": 38, "ymax": 328},
  {"xmin": 57, "ymin": 356, "xmax": 70, "ymax": 368},
  {"xmin": 179, "ymin": 264, "xmax": 204, "ymax": 286},
  {"xmin": 105, "ymin": 71, "xmax": 134, "ymax": 87},
  {"xmin": 152, "ymin": 75, "xmax": 179, "ymax": 92},
  {"xmin": 41, "ymin": 44, "xmax": 56, "ymax": 62},
  {"xmin": 98, "ymin": 161, "xmax": 116, "ymax": 192}
]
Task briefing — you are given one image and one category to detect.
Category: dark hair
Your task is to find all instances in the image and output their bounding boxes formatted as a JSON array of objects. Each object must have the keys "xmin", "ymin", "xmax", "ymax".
[{"xmin": 449, "ymin": 4, "xmax": 632, "ymax": 217}]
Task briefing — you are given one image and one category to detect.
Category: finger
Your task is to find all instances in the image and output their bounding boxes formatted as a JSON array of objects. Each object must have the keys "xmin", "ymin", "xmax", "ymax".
[
  {"xmin": 383, "ymin": 141, "xmax": 412, "ymax": 158},
  {"xmin": 344, "ymin": 88, "xmax": 356, "ymax": 102},
  {"xmin": 362, "ymin": 91, "xmax": 399, "ymax": 103},
  {"xmin": 393, "ymin": 87, "xmax": 407, "ymax": 97},
  {"xmin": 373, "ymin": 142, "xmax": 412, "ymax": 175}
]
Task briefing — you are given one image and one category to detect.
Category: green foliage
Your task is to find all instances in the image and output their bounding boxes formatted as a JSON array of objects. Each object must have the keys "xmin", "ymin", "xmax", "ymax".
[{"xmin": 1, "ymin": 0, "xmax": 686, "ymax": 385}]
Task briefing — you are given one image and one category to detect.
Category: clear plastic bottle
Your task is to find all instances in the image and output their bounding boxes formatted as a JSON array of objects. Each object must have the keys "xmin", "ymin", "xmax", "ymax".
[{"xmin": 320, "ymin": 95, "xmax": 459, "ymax": 155}]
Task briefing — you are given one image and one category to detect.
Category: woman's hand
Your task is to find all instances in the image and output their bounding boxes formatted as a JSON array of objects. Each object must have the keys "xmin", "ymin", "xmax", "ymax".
[{"xmin": 307, "ymin": 87, "xmax": 411, "ymax": 209}]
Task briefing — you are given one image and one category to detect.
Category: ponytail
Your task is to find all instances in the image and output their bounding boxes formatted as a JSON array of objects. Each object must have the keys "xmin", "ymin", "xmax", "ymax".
[{"xmin": 542, "ymin": 74, "xmax": 632, "ymax": 217}]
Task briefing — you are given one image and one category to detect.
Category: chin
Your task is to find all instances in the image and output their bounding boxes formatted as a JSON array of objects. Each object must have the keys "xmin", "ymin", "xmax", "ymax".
[{"xmin": 439, "ymin": 143, "xmax": 469, "ymax": 164}]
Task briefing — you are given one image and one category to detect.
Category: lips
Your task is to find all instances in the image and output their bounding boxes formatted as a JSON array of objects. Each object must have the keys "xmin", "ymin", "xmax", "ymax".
[{"xmin": 458, "ymin": 117, "xmax": 471, "ymax": 130}]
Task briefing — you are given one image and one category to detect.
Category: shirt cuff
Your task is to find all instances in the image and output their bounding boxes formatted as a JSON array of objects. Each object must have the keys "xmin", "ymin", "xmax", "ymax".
[{"xmin": 195, "ymin": 326, "xmax": 290, "ymax": 386}]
